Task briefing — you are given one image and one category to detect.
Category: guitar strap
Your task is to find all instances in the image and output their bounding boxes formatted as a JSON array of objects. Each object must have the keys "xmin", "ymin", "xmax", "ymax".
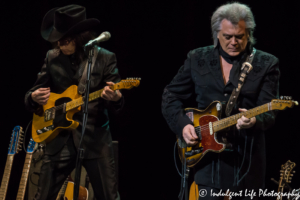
[
  {"xmin": 78, "ymin": 47, "xmax": 100, "ymax": 95},
  {"xmin": 225, "ymin": 48, "xmax": 256, "ymax": 117}
]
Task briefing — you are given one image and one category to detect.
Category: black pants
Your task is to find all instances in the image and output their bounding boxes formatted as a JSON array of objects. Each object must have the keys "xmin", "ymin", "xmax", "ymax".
[{"xmin": 33, "ymin": 136, "xmax": 119, "ymax": 200}]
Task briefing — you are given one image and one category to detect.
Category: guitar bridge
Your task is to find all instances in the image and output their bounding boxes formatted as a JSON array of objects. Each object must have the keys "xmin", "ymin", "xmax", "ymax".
[
  {"xmin": 185, "ymin": 148, "xmax": 203, "ymax": 158},
  {"xmin": 36, "ymin": 125, "xmax": 54, "ymax": 135}
]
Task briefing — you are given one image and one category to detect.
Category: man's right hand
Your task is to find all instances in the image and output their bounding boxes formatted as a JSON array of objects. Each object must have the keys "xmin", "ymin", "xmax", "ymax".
[
  {"xmin": 31, "ymin": 87, "xmax": 50, "ymax": 105},
  {"xmin": 182, "ymin": 124, "xmax": 199, "ymax": 146}
]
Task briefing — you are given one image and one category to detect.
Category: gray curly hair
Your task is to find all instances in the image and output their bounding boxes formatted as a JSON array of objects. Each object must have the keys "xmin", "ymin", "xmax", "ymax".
[{"xmin": 211, "ymin": 2, "xmax": 256, "ymax": 47}]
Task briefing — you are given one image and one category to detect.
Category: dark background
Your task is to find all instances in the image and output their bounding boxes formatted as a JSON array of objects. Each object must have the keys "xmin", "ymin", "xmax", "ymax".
[{"xmin": 1, "ymin": 0, "xmax": 300, "ymax": 199}]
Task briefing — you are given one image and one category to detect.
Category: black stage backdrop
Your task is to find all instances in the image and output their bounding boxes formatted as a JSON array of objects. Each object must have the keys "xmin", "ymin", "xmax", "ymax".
[{"xmin": 1, "ymin": 0, "xmax": 300, "ymax": 199}]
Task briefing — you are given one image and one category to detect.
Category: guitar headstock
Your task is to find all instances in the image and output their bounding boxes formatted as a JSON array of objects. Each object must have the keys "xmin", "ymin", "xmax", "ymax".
[
  {"xmin": 271, "ymin": 96, "xmax": 298, "ymax": 110},
  {"xmin": 26, "ymin": 138, "xmax": 37, "ymax": 153},
  {"xmin": 114, "ymin": 78, "xmax": 141, "ymax": 90},
  {"xmin": 8, "ymin": 126, "xmax": 24, "ymax": 155},
  {"xmin": 280, "ymin": 160, "xmax": 296, "ymax": 185}
]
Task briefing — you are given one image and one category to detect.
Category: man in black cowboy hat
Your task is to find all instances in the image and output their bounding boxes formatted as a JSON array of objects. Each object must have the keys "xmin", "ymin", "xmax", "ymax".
[{"xmin": 25, "ymin": 5, "xmax": 122, "ymax": 200}]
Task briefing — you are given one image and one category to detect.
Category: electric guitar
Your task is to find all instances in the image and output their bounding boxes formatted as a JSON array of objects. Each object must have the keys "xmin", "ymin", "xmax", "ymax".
[
  {"xmin": 16, "ymin": 138, "xmax": 37, "ymax": 200},
  {"xmin": 277, "ymin": 160, "xmax": 295, "ymax": 200},
  {"xmin": 32, "ymin": 78, "xmax": 141, "ymax": 143},
  {"xmin": 178, "ymin": 97, "xmax": 298, "ymax": 167},
  {"xmin": 0, "ymin": 126, "xmax": 23, "ymax": 200}
]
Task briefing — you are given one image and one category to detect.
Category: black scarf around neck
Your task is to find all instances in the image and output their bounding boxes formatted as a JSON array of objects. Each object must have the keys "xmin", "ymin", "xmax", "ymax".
[{"xmin": 218, "ymin": 43, "xmax": 247, "ymax": 64}]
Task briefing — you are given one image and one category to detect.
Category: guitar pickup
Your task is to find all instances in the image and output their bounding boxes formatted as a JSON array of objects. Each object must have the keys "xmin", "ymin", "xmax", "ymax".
[
  {"xmin": 44, "ymin": 109, "xmax": 55, "ymax": 122},
  {"xmin": 185, "ymin": 148, "xmax": 203, "ymax": 158},
  {"xmin": 36, "ymin": 125, "xmax": 54, "ymax": 135}
]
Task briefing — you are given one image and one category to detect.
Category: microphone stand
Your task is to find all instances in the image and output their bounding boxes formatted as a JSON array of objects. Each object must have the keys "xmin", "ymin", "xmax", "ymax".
[{"xmin": 73, "ymin": 46, "xmax": 94, "ymax": 200}]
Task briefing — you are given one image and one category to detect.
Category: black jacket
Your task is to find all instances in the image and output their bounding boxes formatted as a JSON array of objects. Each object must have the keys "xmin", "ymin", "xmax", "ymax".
[
  {"xmin": 25, "ymin": 47, "xmax": 124, "ymax": 159},
  {"xmin": 162, "ymin": 44, "xmax": 280, "ymax": 190}
]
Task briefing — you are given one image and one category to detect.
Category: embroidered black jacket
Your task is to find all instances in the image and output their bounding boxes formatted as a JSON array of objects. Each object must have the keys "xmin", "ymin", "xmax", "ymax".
[{"xmin": 161, "ymin": 45, "xmax": 280, "ymax": 190}]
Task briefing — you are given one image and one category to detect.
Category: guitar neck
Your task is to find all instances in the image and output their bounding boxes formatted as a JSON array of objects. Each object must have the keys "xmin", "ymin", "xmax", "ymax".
[
  {"xmin": 66, "ymin": 85, "xmax": 117, "ymax": 112},
  {"xmin": 213, "ymin": 103, "xmax": 271, "ymax": 132},
  {"xmin": 277, "ymin": 177, "xmax": 285, "ymax": 200},
  {"xmin": 16, "ymin": 153, "xmax": 33, "ymax": 200},
  {"xmin": 56, "ymin": 178, "xmax": 68, "ymax": 200},
  {"xmin": 0, "ymin": 155, "xmax": 14, "ymax": 200}
]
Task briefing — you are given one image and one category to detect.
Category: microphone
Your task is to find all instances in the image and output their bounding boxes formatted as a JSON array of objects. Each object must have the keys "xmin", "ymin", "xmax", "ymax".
[{"xmin": 84, "ymin": 31, "xmax": 111, "ymax": 50}]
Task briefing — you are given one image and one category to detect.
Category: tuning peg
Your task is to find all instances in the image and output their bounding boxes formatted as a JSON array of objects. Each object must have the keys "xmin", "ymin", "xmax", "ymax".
[
  {"xmin": 280, "ymin": 170, "xmax": 284, "ymax": 172},
  {"xmin": 293, "ymin": 171, "xmax": 296, "ymax": 173},
  {"xmin": 290, "ymin": 174, "xmax": 294, "ymax": 176},
  {"xmin": 289, "ymin": 96, "xmax": 292, "ymax": 100},
  {"xmin": 280, "ymin": 96, "xmax": 283, "ymax": 100}
]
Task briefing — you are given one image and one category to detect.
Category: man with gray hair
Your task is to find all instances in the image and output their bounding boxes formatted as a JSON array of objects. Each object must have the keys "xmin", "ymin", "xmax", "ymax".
[{"xmin": 162, "ymin": 2, "xmax": 279, "ymax": 199}]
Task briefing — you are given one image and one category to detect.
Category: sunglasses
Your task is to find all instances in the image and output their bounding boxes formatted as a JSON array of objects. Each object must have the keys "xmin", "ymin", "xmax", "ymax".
[{"xmin": 58, "ymin": 38, "xmax": 73, "ymax": 46}]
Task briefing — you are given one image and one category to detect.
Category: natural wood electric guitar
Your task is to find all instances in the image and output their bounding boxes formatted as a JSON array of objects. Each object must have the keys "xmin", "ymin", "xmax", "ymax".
[
  {"xmin": 0, "ymin": 126, "xmax": 23, "ymax": 200},
  {"xmin": 56, "ymin": 176, "xmax": 88, "ymax": 200},
  {"xmin": 178, "ymin": 98, "xmax": 298, "ymax": 167},
  {"xmin": 277, "ymin": 160, "xmax": 295, "ymax": 200},
  {"xmin": 32, "ymin": 78, "xmax": 141, "ymax": 143},
  {"xmin": 16, "ymin": 138, "xmax": 36, "ymax": 200}
]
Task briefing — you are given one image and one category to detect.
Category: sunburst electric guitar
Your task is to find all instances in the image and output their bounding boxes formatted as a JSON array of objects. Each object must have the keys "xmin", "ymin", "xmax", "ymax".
[
  {"xmin": 0, "ymin": 126, "xmax": 23, "ymax": 200},
  {"xmin": 16, "ymin": 138, "xmax": 36, "ymax": 200},
  {"xmin": 32, "ymin": 78, "xmax": 141, "ymax": 143},
  {"xmin": 276, "ymin": 160, "xmax": 295, "ymax": 200},
  {"xmin": 178, "ymin": 97, "xmax": 298, "ymax": 167}
]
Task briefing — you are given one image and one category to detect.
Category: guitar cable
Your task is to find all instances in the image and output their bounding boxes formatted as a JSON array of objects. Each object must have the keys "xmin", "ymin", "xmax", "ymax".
[
  {"xmin": 174, "ymin": 141, "xmax": 183, "ymax": 177},
  {"xmin": 23, "ymin": 120, "xmax": 33, "ymax": 154}
]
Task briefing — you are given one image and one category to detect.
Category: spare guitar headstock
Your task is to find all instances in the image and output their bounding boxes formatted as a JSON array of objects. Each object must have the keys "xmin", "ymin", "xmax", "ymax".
[
  {"xmin": 8, "ymin": 126, "xmax": 24, "ymax": 155},
  {"xmin": 280, "ymin": 160, "xmax": 296, "ymax": 184},
  {"xmin": 276, "ymin": 160, "xmax": 296, "ymax": 200}
]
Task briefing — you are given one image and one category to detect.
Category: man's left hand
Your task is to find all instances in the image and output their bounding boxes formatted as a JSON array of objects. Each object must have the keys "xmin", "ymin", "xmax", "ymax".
[
  {"xmin": 101, "ymin": 82, "xmax": 122, "ymax": 101},
  {"xmin": 236, "ymin": 108, "xmax": 256, "ymax": 130}
]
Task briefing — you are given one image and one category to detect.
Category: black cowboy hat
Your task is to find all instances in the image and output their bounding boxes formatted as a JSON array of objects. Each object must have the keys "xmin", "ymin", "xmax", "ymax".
[{"xmin": 41, "ymin": 4, "xmax": 100, "ymax": 42}]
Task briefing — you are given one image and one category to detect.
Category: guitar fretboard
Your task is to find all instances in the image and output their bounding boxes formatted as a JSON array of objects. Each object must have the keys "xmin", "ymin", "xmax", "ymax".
[
  {"xmin": 16, "ymin": 153, "xmax": 33, "ymax": 200},
  {"xmin": 65, "ymin": 82, "xmax": 124, "ymax": 111},
  {"xmin": 56, "ymin": 177, "xmax": 69, "ymax": 200},
  {"xmin": 66, "ymin": 88, "xmax": 105, "ymax": 111},
  {"xmin": 0, "ymin": 155, "xmax": 14, "ymax": 200},
  {"xmin": 213, "ymin": 103, "xmax": 271, "ymax": 132}
]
